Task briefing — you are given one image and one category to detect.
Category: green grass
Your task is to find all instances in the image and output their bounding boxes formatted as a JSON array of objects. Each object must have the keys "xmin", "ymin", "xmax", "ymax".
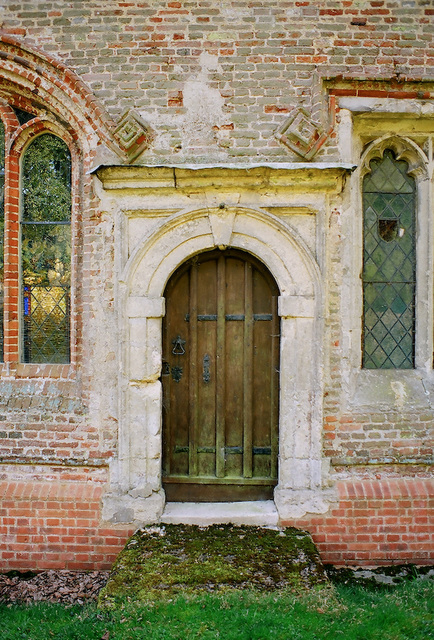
[{"xmin": 0, "ymin": 580, "xmax": 433, "ymax": 640}]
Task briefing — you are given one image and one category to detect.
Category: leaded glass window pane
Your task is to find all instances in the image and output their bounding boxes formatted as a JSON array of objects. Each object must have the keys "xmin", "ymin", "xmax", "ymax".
[
  {"xmin": 21, "ymin": 134, "xmax": 71, "ymax": 363},
  {"xmin": 362, "ymin": 150, "xmax": 416, "ymax": 369},
  {"xmin": 0, "ymin": 120, "xmax": 4, "ymax": 361}
]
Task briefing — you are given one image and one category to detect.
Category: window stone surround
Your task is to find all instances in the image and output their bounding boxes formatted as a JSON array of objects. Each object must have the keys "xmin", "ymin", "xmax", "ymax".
[{"xmin": 337, "ymin": 105, "xmax": 434, "ymax": 415}]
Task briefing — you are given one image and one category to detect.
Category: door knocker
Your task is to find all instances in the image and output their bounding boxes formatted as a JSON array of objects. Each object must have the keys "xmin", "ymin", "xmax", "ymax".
[{"xmin": 172, "ymin": 335, "xmax": 186, "ymax": 355}]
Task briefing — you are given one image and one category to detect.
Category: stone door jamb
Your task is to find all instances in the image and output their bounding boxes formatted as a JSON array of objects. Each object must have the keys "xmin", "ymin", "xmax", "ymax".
[{"xmin": 103, "ymin": 205, "xmax": 335, "ymax": 525}]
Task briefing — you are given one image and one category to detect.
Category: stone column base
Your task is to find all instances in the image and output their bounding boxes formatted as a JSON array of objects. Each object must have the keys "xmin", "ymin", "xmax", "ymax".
[
  {"xmin": 102, "ymin": 489, "xmax": 165, "ymax": 525},
  {"xmin": 274, "ymin": 486, "xmax": 338, "ymax": 520}
]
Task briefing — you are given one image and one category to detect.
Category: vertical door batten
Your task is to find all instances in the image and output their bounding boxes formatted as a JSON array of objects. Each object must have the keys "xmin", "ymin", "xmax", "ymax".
[
  {"xmin": 243, "ymin": 261, "xmax": 253, "ymax": 479},
  {"xmin": 188, "ymin": 261, "xmax": 198, "ymax": 477},
  {"xmin": 216, "ymin": 254, "xmax": 226, "ymax": 478}
]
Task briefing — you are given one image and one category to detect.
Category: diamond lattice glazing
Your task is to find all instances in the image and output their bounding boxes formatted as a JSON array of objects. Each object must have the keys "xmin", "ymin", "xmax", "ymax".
[{"xmin": 362, "ymin": 150, "xmax": 416, "ymax": 369}]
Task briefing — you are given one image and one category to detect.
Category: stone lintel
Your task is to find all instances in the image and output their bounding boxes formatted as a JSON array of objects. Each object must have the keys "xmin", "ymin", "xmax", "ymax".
[
  {"xmin": 338, "ymin": 97, "xmax": 434, "ymax": 115},
  {"xmin": 95, "ymin": 163, "xmax": 354, "ymax": 193}
]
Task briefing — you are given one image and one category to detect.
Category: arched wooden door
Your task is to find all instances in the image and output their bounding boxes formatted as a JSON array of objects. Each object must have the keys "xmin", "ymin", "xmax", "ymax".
[{"xmin": 162, "ymin": 249, "xmax": 280, "ymax": 502}]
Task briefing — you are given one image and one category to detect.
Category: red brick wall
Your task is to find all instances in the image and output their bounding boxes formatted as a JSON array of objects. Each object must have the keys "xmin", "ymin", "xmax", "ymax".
[
  {"xmin": 283, "ymin": 474, "xmax": 434, "ymax": 566},
  {"xmin": 0, "ymin": 468, "xmax": 133, "ymax": 571},
  {"xmin": 1, "ymin": 469, "xmax": 432, "ymax": 570}
]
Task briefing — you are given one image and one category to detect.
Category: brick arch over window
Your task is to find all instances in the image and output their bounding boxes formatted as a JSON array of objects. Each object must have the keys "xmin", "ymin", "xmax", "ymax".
[
  {"xmin": 0, "ymin": 34, "xmax": 118, "ymax": 159},
  {"xmin": 103, "ymin": 206, "xmax": 336, "ymax": 524}
]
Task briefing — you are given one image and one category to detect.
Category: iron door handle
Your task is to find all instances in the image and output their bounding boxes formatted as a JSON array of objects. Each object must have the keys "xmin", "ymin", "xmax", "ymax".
[{"xmin": 171, "ymin": 335, "xmax": 186, "ymax": 355}]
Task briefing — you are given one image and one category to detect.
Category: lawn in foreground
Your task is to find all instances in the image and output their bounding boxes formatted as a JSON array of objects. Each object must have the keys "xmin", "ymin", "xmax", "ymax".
[{"xmin": 0, "ymin": 580, "xmax": 432, "ymax": 640}]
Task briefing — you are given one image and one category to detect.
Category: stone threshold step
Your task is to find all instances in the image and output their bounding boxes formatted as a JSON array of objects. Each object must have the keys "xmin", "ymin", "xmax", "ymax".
[{"xmin": 161, "ymin": 500, "xmax": 279, "ymax": 527}]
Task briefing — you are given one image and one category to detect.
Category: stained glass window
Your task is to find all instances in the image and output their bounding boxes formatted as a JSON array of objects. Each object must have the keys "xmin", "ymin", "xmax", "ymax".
[
  {"xmin": 0, "ymin": 120, "xmax": 4, "ymax": 361},
  {"xmin": 362, "ymin": 150, "xmax": 416, "ymax": 369},
  {"xmin": 21, "ymin": 134, "xmax": 71, "ymax": 363}
]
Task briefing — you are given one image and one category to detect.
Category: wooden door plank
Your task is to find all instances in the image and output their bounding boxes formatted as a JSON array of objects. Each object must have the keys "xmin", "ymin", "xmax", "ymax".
[
  {"xmin": 270, "ymin": 295, "xmax": 279, "ymax": 479},
  {"xmin": 216, "ymin": 254, "xmax": 226, "ymax": 478},
  {"xmin": 243, "ymin": 261, "xmax": 253, "ymax": 478},
  {"xmin": 174, "ymin": 273, "xmax": 191, "ymax": 476},
  {"xmin": 188, "ymin": 262, "xmax": 198, "ymax": 477},
  {"xmin": 196, "ymin": 258, "xmax": 217, "ymax": 477},
  {"xmin": 252, "ymin": 270, "xmax": 271, "ymax": 478},
  {"xmin": 162, "ymin": 291, "xmax": 172, "ymax": 476},
  {"xmin": 163, "ymin": 270, "xmax": 190, "ymax": 477},
  {"xmin": 224, "ymin": 257, "xmax": 245, "ymax": 478}
]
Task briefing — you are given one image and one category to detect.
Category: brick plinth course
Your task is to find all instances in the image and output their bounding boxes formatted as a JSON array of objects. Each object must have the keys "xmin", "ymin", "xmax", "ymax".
[
  {"xmin": 0, "ymin": 469, "xmax": 133, "ymax": 571},
  {"xmin": 282, "ymin": 474, "xmax": 434, "ymax": 567},
  {"xmin": 1, "ymin": 472, "xmax": 432, "ymax": 570}
]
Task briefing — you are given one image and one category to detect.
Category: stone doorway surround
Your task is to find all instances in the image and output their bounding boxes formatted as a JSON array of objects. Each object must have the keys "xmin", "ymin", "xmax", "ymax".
[{"xmin": 95, "ymin": 163, "xmax": 352, "ymax": 526}]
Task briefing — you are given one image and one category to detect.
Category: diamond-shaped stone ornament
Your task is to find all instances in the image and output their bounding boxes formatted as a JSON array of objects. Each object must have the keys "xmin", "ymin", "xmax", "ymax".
[
  {"xmin": 275, "ymin": 107, "xmax": 327, "ymax": 160},
  {"xmin": 113, "ymin": 109, "xmax": 152, "ymax": 162}
]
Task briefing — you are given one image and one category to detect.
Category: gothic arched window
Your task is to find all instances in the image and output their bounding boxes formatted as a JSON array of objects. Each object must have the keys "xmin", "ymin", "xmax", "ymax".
[
  {"xmin": 0, "ymin": 106, "xmax": 72, "ymax": 364},
  {"xmin": 21, "ymin": 134, "xmax": 71, "ymax": 363},
  {"xmin": 362, "ymin": 150, "xmax": 416, "ymax": 369}
]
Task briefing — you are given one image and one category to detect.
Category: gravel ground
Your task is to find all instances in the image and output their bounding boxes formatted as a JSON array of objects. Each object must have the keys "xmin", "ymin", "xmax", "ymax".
[
  {"xmin": 0, "ymin": 571, "xmax": 109, "ymax": 605},
  {"xmin": 1, "ymin": 564, "xmax": 432, "ymax": 606}
]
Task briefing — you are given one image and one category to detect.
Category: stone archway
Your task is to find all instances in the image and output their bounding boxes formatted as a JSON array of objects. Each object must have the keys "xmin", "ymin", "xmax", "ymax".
[{"xmin": 103, "ymin": 205, "xmax": 331, "ymax": 524}]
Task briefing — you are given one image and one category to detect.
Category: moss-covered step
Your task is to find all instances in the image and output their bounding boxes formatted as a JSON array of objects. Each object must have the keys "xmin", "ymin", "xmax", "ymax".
[{"xmin": 98, "ymin": 524, "xmax": 329, "ymax": 606}]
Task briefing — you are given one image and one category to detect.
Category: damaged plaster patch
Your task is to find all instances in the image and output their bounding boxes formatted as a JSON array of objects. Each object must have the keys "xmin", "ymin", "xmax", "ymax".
[
  {"xmin": 140, "ymin": 52, "xmax": 232, "ymax": 157},
  {"xmin": 390, "ymin": 380, "xmax": 407, "ymax": 410},
  {"xmin": 182, "ymin": 53, "xmax": 226, "ymax": 144},
  {"xmin": 352, "ymin": 371, "xmax": 431, "ymax": 410}
]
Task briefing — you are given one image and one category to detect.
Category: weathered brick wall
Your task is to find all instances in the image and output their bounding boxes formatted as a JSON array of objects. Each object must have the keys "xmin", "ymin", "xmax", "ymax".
[
  {"xmin": 323, "ymin": 196, "xmax": 434, "ymax": 467},
  {"xmin": 0, "ymin": 466, "xmax": 133, "ymax": 570},
  {"xmin": 0, "ymin": 376, "xmax": 116, "ymax": 465},
  {"xmin": 1, "ymin": 0, "xmax": 433, "ymax": 162},
  {"xmin": 0, "ymin": 109, "xmax": 118, "ymax": 468},
  {"xmin": 284, "ymin": 472, "xmax": 434, "ymax": 566},
  {"xmin": 324, "ymin": 413, "xmax": 434, "ymax": 465},
  {"xmin": 0, "ymin": 0, "xmax": 433, "ymax": 569}
]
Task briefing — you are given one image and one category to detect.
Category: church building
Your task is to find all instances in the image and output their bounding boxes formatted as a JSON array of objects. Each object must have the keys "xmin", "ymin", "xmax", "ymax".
[{"xmin": 0, "ymin": 0, "xmax": 433, "ymax": 570}]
